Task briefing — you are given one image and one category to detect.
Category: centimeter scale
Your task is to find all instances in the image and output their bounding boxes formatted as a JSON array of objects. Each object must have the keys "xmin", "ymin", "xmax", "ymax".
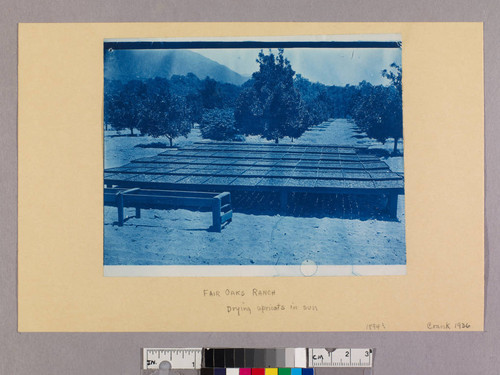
[{"xmin": 142, "ymin": 348, "xmax": 373, "ymax": 375}]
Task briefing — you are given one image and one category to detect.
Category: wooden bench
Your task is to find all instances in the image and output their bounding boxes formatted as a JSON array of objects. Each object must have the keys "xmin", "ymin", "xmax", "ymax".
[{"xmin": 104, "ymin": 188, "xmax": 232, "ymax": 232}]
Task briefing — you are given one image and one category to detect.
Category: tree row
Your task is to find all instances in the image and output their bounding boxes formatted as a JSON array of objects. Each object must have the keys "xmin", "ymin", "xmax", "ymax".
[{"xmin": 104, "ymin": 50, "xmax": 403, "ymax": 152}]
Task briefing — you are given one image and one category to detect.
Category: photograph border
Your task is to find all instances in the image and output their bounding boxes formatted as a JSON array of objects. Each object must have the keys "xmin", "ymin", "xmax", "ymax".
[{"xmin": 103, "ymin": 34, "xmax": 406, "ymax": 277}]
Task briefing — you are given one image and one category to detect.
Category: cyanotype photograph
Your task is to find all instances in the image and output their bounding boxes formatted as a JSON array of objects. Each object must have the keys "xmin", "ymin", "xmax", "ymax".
[{"xmin": 103, "ymin": 36, "xmax": 405, "ymax": 276}]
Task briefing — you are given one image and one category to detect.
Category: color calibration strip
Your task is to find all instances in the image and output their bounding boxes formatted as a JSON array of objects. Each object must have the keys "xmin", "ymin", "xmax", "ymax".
[
  {"xmin": 142, "ymin": 348, "xmax": 373, "ymax": 370},
  {"xmin": 201, "ymin": 367, "xmax": 315, "ymax": 375}
]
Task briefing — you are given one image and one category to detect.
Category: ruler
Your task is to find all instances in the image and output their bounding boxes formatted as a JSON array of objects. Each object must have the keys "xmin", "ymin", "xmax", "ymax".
[
  {"xmin": 308, "ymin": 348, "xmax": 373, "ymax": 368},
  {"xmin": 143, "ymin": 348, "xmax": 203, "ymax": 370},
  {"xmin": 142, "ymin": 348, "xmax": 373, "ymax": 370}
]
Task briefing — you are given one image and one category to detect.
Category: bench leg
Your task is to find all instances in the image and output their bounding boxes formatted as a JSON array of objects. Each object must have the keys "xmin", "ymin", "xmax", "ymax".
[
  {"xmin": 212, "ymin": 197, "xmax": 222, "ymax": 232},
  {"xmin": 135, "ymin": 207, "xmax": 141, "ymax": 218},
  {"xmin": 117, "ymin": 194, "xmax": 124, "ymax": 226},
  {"xmin": 387, "ymin": 193, "xmax": 398, "ymax": 219}
]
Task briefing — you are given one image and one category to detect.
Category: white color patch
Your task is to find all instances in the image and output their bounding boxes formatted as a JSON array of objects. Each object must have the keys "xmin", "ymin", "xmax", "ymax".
[{"xmin": 294, "ymin": 348, "xmax": 307, "ymax": 368}]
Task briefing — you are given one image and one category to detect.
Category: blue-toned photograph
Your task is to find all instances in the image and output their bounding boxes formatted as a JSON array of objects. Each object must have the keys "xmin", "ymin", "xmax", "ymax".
[{"xmin": 103, "ymin": 36, "xmax": 405, "ymax": 276}]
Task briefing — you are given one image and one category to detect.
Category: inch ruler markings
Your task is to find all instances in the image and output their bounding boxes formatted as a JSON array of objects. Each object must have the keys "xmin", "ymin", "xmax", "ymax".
[
  {"xmin": 143, "ymin": 348, "xmax": 203, "ymax": 369},
  {"xmin": 143, "ymin": 348, "xmax": 373, "ymax": 370}
]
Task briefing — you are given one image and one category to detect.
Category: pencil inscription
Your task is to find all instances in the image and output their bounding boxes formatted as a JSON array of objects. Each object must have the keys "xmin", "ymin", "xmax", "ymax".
[
  {"xmin": 202, "ymin": 288, "xmax": 276, "ymax": 297},
  {"xmin": 227, "ymin": 305, "xmax": 252, "ymax": 316},
  {"xmin": 427, "ymin": 321, "xmax": 451, "ymax": 330}
]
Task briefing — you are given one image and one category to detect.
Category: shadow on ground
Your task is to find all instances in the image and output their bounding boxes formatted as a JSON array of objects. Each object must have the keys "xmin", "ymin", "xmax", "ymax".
[
  {"xmin": 230, "ymin": 191, "xmax": 399, "ymax": 221},
  {"xmin": 125, "ymin": 191, "xmax": 400, "ymax": 222}
]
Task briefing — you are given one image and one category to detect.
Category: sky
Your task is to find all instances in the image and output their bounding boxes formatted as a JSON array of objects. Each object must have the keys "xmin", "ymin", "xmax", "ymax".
[{"xmin": 191, "ymin": 47, "xmax": 402, "ymax": 86}]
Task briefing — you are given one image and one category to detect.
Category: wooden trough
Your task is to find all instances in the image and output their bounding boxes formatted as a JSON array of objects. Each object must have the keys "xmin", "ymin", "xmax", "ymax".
[
  {"xmin": 104, "ymin": 187, "xmax": 233, "ymax": 232},
  {"xmin": 104, "ymin": 142, "xmax": 404, "ymax": 218}
]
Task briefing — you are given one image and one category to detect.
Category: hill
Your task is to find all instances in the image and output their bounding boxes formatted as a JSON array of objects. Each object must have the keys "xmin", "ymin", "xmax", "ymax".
[{"xmin": 104, "ymin": 49, "xmax": 249, "ymax": 86}]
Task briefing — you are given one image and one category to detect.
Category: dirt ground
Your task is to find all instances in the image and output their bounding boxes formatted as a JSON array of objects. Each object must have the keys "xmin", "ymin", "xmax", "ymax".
[{"xmin": 104, "ymin": 119, "xmax": 406, "ymax": 266}]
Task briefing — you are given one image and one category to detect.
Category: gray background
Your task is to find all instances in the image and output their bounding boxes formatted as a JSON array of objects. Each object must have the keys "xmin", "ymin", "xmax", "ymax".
[{"xmin": 1, "ymin": 1, "xmax": 498, "ymax": 374}]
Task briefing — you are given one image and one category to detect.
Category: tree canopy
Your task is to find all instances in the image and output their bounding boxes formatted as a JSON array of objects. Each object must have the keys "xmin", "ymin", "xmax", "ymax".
[
  {"xmin": 104, "ymin": 52, "xmax": 402, "ymax": 149},
  {"xmin": 199, "ymin": 108, "xmax": 240, "ymax": 141},
  {"xmin": 104, "ymin": 80, "xmax": 147, "ymax": 135},
  {"xmin": 294, "ymin": 74, "xmax": 334, "ymax": 127},
  {"xmin": 349, "ymin": 64, "xmax": 403, "ymax": 153},
  {"xmin": 235, "ymin": 49, "xmax": 308, "ymax": 143},
  {"xmin": 140, "ymin": 87, "xmax": 192, "ymax": 146},
  {"xmin": 105, "ymin": 78, "xmax": 193, "ymax": 146}
]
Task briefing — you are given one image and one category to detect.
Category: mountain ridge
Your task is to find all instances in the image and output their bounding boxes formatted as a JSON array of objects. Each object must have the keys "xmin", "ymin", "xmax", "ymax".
[{"xmin": 104, "ymin": 49, "xmax": 250, "ymax": 86}]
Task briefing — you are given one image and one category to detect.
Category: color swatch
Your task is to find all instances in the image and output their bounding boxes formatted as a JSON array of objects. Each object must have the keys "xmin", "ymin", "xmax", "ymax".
[{"xmin": 202, "ymin": 348, "xmax": 314, "ymax": 375}]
